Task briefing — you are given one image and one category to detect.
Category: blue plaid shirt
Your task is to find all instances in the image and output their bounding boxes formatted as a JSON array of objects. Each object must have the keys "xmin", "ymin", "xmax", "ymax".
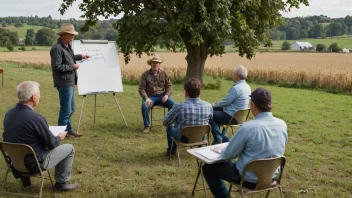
[{"xmin": 163, "ymin": 98, "xmax": 213, "ymax": 132}]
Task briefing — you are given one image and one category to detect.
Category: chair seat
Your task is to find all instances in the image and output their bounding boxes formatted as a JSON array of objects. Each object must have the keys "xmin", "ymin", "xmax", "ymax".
[
  {"xmin": 177, "ymin": 140, "xmax": 208, "ymax": 147},
  {"xmin": 152, "ymin": 105, "xmax": 166, "ymax": 109}
]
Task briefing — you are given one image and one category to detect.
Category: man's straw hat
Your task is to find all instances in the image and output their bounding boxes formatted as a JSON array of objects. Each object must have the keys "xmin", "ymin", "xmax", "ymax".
[
  {"xmin": 57, "ymin": 23, "xmax": 79, "ymax": 36},
  {"xmin": 147, "ymin": 55, "xmax": 164, "ymax": 65}
]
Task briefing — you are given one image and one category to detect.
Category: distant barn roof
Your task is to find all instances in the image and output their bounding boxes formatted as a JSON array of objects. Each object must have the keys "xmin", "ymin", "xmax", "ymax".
[{"xmin": 293, "ymin": 42, "xmax": 312, "ymax": 47}]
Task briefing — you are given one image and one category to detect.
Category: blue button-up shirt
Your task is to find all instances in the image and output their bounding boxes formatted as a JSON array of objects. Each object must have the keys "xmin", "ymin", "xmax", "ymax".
[
  {"xmin": 163, "ymin": 98, "xmax": 213, "ymax": 132},
  {"xmin": 218, "ymin": 80, "xmax": 251, "ymax": 116},
  {"xmin": 221, "ymin": 112, "xmax": 288, "ymax": 183}
]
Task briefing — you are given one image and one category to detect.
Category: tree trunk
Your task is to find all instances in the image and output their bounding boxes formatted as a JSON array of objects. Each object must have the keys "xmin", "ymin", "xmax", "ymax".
[{"xmin": 185, "ymin": 51, "xmax": 207, "ymax": 83}]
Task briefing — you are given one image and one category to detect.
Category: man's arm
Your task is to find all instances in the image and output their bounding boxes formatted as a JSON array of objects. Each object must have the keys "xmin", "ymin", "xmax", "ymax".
[
  {"xmin": 218, "ymin": 87, "xmax": 238, "ymax": 107},
  {"xmin": 50, "ymin": 47, "xmax": 74, "ymax": 72},
  {"xmin": 74, "ymin": 54, "xmax": 83, "ymax": 61},
  {"xmin": 221, "ymin": 125, "xmax": 247, "ymax": 160},
  {"xmin": 138, "ymin": 73, "xmax": 148, "ymax": 99},
  {"xmin": 36, "ymin": 116, "xmax": 60, "ymax": 150},
  {"xmin": 163, "ymin": 104, "xmax": 179, "ymax": 126}
]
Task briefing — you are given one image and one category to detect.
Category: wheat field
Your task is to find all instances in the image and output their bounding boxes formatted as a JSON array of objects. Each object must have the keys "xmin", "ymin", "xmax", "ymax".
[{"xmin": 1, "ymin": 51, "xmax": 352, "ymax": 92}]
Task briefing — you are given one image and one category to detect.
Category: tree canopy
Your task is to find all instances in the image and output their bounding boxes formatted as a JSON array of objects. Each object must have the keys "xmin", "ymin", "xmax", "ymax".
[{"xmin": 60, "ymin": 0, "xmax": 308, "ymax": 80}]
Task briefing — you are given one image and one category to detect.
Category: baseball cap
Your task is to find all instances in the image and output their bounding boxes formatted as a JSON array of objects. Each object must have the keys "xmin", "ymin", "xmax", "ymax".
[{"xmin": 250, "ymin": 88, "xmax": 272, "ymax": 107}]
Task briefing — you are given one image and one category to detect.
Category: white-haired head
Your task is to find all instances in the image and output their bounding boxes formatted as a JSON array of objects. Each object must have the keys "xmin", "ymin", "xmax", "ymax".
[
  {"xmin": 17, "ymin": 81, "xmax": 40, "ymax": 103},
  {"xmin": 234, "ymin": 65, "xmax": 248, "ymax": 80}
]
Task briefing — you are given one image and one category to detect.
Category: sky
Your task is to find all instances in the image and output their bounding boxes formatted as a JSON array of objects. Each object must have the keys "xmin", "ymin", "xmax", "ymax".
[{"xmin": 0, "ymin": 0, "xmax": 351, "ymax": 19}]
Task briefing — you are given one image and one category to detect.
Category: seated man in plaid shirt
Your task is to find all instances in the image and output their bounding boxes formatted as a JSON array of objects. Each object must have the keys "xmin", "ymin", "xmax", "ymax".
[{"xmin": 163, "ymin": 78, "xmax": 213, "ymax": 156}]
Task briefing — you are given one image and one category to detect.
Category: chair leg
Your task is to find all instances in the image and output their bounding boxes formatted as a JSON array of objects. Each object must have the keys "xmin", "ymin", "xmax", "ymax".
[
  {"xmin": 176, "ymin": 146, "xmax": 181, "ymax": 167},
  {"xmin": 150, "ymin": 108, "xmax": 153, "ymax": 128},
  {"xmin": 39, "ymin": 176, "xmax": 45, "ymax": 198},
  {"xmin": 200, "ymin": 165, "xmax": 207, "ymax": 197},
  {"xmin": 1, "ymin": 167, "xmax": 10, "ymax": 192},
  {"xmin": 47, "ymin": 170, "xmax": 55, "ymax": 192},
  {"xmin": 192, "ymin": 161, "xmax": 203, "ymax": 196},
  {"xmin": 265, "ymin": 190, "xmax": 271, "ymax": 198},
  {"xmin": 278, "ymin": 187, "xmax": 284, "ymax": 198},
  {"xmin": 226, "ymin": 183, "xmax": 233, "ymax": 198}
]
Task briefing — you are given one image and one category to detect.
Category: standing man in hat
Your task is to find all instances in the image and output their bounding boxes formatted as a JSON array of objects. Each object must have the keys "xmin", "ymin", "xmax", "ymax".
[
  {"xmin": 50, "ymin": 23, "xmax": 90, "ymax": 138},
  {"xmin": 202, "ymin": 88, "xmax": 288, "ymax": 197},
  {"xmin": 138, "ymin": 54, "xmax": 176, "ymax": 134}
]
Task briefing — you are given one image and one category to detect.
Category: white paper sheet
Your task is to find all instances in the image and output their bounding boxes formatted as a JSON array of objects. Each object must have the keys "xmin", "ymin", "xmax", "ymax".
[
  {"xmin": 196, "ymin": 148, "xmax": 221, "ymax": 160},
  {"xmin": 49, "ymin": 126, "xmax": 67, "ymax": 136}
]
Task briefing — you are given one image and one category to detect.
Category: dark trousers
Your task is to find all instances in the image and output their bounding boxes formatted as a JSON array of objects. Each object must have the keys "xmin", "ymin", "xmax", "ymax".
[
  {"xmin": 202, "ymin": 162, "xmax": 256, "ymax": 198},
  {"xmin": 209, "ymin": 107, "xmax": 237, "ymax": 144}
]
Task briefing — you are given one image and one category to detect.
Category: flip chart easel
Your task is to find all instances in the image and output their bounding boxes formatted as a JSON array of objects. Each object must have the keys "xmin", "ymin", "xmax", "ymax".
[
  {"xmin": 72, "ymin": 39, "xmax": 128, "ymax": 133},
  {"xmin": 77, "ymin": 92, "xmax": 128, "ymax": 133}
]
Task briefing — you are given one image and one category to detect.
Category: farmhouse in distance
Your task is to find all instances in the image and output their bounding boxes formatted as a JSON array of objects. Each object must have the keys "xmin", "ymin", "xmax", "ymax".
[{"xmin": 291, "ymin": 41, "xmax": 313, "ymax": 50}]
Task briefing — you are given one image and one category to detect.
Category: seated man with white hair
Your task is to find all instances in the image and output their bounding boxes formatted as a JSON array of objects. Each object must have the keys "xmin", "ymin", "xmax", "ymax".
[
  {"xmin": 3, "ymin": 81, "xmax": 78, "ymax": 191},
  {"xmin": 209, "ymin": 65, "xmax": 251, "ymax": 144}
]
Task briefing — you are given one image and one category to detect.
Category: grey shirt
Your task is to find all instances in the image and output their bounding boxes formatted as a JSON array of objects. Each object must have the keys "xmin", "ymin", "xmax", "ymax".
[{"xmin": 50, "ymin": 38, "xmax": 82, "ymax": 87}]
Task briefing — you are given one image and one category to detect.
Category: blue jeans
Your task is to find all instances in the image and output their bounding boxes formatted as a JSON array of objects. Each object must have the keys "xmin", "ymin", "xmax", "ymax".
[
  {"xmin": 209, "ymin": 107, "xmax": 237, "ymax": 144},
  {"xmin": 57, "ymin": 86, "xmax": 75, "ymax": 134},
  {"xmin": 165, "ymin": 125, "xmax": 189, "ymax": 154},
  {"xmin": 141, "ymin": 95, "xmax": 175, "ymax": 127}
]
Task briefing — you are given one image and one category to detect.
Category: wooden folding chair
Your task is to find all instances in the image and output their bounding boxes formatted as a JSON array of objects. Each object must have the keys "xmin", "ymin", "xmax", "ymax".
[
  {"xmin": 170, "ymin": 125, "xmax": 211, "ymax": 167},
  {"xmin": 227, "ymin": 156, "xmax": 286, "ymax": 198},
  {"xmin": 0, "ymin": 142, "xmax": 55, "ymax": 198},
  {"xmin": 223, "ymin": 108, "xmax": 251, "ymax": 136},
  {"xmin": 150, "ymin": 105, "xmax": 167, "ymax": 128}
]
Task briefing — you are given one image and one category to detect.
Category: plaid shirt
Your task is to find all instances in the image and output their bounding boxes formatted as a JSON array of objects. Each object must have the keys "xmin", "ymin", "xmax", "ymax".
[
  {"xmin": 163, "ymin": 98, "xmax": 213, "ymax": 132},
  {"xmin": 138, "ymin": 69, "xmax": 172, "ymax": 99}
]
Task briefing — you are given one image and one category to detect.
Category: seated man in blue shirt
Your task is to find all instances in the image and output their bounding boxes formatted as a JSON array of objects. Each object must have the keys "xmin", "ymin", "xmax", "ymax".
[
  {"xmin": 203, "ymin": 88, "xmax": 288, "ymax": 198},
  {"xmin": 163, "ymin": 78, "xmax": 213, "ymax": 155},
  {"xmin": 210, "ymin": 65, "xmax": 251, "ymax": 144},
  {"xmin": 3, "ymin": 81, "xmax": 78, "ymax": 191}
]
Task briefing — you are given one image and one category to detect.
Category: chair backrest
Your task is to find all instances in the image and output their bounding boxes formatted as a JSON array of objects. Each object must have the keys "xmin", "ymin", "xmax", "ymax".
[
  {"xmin": 233, "ymin": 108, "xmax": 251, "ymax": 124},
  {"xmin": 0, "ymin": 142, "xmax": 41, "ymax": 174},
  {"xmin": 180, "ymin": 125, "xmax": 211, "ymax": 143},
  {"xmin": 241, "ymin": 156, "xmax": 286, "ymax": 190}
]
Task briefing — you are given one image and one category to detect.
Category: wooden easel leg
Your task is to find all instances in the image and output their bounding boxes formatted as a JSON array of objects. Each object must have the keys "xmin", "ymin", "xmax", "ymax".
[{"xmin": 77, "ymin": 95, "xmax": 86, "ymax": 133}]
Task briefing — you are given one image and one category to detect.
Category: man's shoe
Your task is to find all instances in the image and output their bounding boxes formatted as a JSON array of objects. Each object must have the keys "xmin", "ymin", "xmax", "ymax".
[
  {"xmin": 20, "ymin": 177, "xmax": 32, "ymax": 188},
  {"xmin": 55, "ymin": 183, "xmax": 78, "ymax": 192},
  {"xmin": 165, "ymin": 149, "xmax": 177, "ymax": 156},
  {"xmin": 143, "ymin": 126, "xmax": 151, "ymax": 134},
  {"xmin": 67, "ymin": 131, "xmax": 83, "ymax": 137}
]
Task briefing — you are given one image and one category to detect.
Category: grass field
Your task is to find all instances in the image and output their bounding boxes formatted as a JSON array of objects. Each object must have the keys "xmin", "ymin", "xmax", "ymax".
[
  {"xmin": 1, "ymin": 24, "xmax": 52, "ymax": 39},
  {"xmin": 0, "ymin": 64, "xmax": 351, "ymax": 197}
]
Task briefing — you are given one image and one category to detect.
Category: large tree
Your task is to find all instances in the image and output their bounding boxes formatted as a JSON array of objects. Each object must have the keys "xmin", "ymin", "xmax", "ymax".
[
  {"xmin": 60, "ymin": 0, "xmax": 308, "ymax": 81},
  {"xmin": 25, "ymin": 29, "xmax": 36, "ymax": 45},
  {"xmin": 35, "ymin": 28, "xmax": 56, "ymax": 46}
]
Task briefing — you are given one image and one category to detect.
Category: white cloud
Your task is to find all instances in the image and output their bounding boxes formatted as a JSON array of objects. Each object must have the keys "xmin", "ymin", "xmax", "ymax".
[
  {"xmin": 0, "ymin": 0, "xmax": 83, "ymax": 19},
  {"xmin": 282, "ymin": 0, "xmax": 352, "ymax": 18}
]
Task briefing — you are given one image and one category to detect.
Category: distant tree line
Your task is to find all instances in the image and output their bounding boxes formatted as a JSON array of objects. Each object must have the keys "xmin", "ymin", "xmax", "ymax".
[
  {"xmin": 269, "ymin": 15, "xmax": 352, "ymax": 41},
  {"xmin": 1, "ymin": 15, "xmax": 352, "ymax": 50},
  {"xmin": 0, "ymin": 15, "xmax": 118, "ymax": 46}
]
